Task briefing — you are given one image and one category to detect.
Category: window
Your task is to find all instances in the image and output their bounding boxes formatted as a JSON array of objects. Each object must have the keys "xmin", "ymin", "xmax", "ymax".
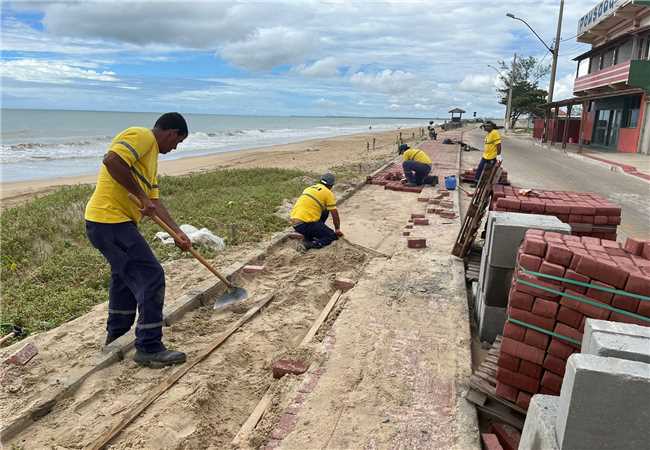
[
  {"xmin": 616, "ymin": 39, "xmax": 634, "ymax": 63},
  {"xmin": 589, "ymin": 54, "xmax": 601, "ymax": 73},
  {"xmin": 602, "ymin": 47, "xmax": 616, "ymax": 69},
  {"xmin": 577, "ymin": 58, "xmax": 590, "ymax": 77}
]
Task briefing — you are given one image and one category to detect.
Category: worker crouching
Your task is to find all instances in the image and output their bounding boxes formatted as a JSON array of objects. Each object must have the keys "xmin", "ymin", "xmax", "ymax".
[
  {"xmin": 290, "ymin": 173, "xmax": 343, "ymax": 250},
  {"xmin": 400, "ymin": 144, "xmax": 432, "ymax": 187}
]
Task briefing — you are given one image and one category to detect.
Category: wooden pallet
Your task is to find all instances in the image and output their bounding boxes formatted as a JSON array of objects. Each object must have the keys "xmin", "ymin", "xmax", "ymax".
[
  {"xmin": 464, "ymin": 246, "xmax": 482, "ymax": 282},
  {"xmin": 465, "ymin": 336, "xmax": 527, "ymax": 430},
  {"xmin": 452, "ymin": 162, "xmax": 502, "ymax": 258}
]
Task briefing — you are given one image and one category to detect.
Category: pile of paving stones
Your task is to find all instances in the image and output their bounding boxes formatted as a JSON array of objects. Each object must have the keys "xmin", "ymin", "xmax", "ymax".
[
  {"xmin": 461, "ymin": 167, "xmax": 510, "ymax": 185},
  {"xmin": 495, "ymin": 230, "xmax": 650, "ymax": 410},
  {"xmin": 491, "ymin": 186, "xmax": 621, "ymax": 240}
]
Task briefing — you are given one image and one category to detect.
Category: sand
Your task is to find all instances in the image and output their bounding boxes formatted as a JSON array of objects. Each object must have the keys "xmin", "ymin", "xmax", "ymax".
[
  {"xmin": 0, "ymin": 127, "xmax": 422, "ymax": 208},
  {"xmin": 0, "ymin": 128, "xmax": 480, "ymax": 449}
]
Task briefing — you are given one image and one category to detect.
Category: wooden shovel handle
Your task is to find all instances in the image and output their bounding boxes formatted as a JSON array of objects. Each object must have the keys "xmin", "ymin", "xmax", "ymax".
[{"xmin": 128, "ymin": 194, "xmax": 234, "ymax": 289}]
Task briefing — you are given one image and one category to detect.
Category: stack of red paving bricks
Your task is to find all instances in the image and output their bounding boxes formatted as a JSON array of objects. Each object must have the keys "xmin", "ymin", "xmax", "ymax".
[
  {"xmin": 461, "ymin": 167, "xmax": 509, "ymax": 185},
  {"xmin": 491, "ymin": 187, "xmax": 621, "ymax": 240},
  {"xmin": 495, "ymin": 230, "xmax": 650, "ymax": 410}
]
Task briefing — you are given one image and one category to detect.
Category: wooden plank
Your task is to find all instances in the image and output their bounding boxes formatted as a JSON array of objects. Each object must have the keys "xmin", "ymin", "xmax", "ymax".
[
  {"xmin": 231, "ymin": 391, "xmax": 273, "ymax": 449},
  {"xmin": 475, "ymin": 401, "xmax": 525, "ymax": 430},
  {"xmin": 299, "ymin": 290, "xmax": 343, "ymax": 346},
  {"xmin": 89, "ymin": 293, "xmax": 276, "ymax": 450},
  {"xmin": 465, "ymin": 388, "xmax": 487, "ymax": 407},
  {"xmin": 232, "ymin": 289, "xmax": 347, "ymax": 448}
]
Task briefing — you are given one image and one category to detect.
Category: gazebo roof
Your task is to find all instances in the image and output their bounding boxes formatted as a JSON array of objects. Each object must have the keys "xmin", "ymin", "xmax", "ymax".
[{"xmin": 448, "ymin": 108, "xmax": 466, "ymax": 114}]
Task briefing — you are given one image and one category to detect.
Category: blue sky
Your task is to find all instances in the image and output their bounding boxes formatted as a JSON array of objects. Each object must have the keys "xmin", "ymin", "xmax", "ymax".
[{"xmin": 1, "ymin": 0, "xmax": 595, "ymax": 117}]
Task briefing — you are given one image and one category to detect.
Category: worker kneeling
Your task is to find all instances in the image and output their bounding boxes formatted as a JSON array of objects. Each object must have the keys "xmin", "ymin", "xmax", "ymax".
[
  {"xmin": 401, "ymin": 145, "xmax": 432, "ymax": 186},
  {"xmin": 290, "ymin": 173, "xmax": 343, "ymax": 250}
]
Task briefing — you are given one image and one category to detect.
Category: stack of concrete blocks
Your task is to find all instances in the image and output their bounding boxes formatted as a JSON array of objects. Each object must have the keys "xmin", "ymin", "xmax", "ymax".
[
  {"xmin": 476, "ymin": 212, "xmax": 571, "ymax": 342},
  {"xmin": 519, "ymin": 319, "xmax": 650, "ymax": 450}
]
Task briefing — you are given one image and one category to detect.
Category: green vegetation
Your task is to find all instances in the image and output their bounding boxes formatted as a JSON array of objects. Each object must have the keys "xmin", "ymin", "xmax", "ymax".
[{"xmin": 1, "ymin": 168, "xmax": 308, "ymax": 337}]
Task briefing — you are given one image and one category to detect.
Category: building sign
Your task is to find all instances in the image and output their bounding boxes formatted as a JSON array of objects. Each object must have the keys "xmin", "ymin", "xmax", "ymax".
[{"xmin": 577, "ymin": 0, "xmax": 626, "ymax": 35}]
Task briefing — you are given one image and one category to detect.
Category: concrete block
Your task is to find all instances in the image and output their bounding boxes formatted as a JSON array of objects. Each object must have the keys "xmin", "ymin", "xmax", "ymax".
[
  {"xmin": 478, "ymin": 304, "xmax": 506, "ymax": 343},
  {"xmin": 488, "ymin": 212, "xmax": 571, "ymax": 269},
  {"xmin": 556, "ymin": 354, "xmax": 650, "ymax": 450},
  {"xmin": 519, "ymin": 395, "xmax": 560, "ymax": 450},
  {"xmin": 581, "ymin": 319, "xmax": 650, "ymax": 364}
]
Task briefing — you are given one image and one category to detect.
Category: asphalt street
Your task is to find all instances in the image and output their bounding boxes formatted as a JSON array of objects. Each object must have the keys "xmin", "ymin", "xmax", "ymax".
[{"xmin": 465, "ymin": 128, "xmax": 650, "ymax": 240}]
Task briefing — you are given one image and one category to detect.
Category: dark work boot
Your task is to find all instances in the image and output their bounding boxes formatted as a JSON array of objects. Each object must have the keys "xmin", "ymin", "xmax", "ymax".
[{"xmin": 134, "ymin": 349, "xmax": 187, "ymax": 368}]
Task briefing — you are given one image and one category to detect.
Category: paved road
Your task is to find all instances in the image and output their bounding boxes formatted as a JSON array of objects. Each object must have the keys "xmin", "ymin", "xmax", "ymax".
[{"xmin": 465, "ymin": 128, "xmax": 650, "ymax": 240}]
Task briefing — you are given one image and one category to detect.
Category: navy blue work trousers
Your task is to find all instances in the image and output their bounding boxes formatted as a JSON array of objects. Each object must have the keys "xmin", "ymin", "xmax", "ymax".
[
  {"xmin": 402, "ymin": 160, "xmax": 432, "ymax": 185},
  {"xmin": 474, "ymin": 157, "xmax": 495, "ymax": 183},
  {"xmin": 293, "ymin": 211, "xmax": 338, "ymax": 249},
  {"xmin": 86, "ymin": 221, "xmax": 166, "ymax": 353}
]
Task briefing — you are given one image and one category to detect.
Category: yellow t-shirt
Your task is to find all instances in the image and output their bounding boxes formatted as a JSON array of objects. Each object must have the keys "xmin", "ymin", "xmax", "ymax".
[
  {"xmin": 483, "ymin": 129, "xmax": 501, "ymax": 160},
  {"xmin": 290, "ymin": 183, "xmax": 337, "ymax": 223},
  {"xmin": 402, "ymin": 148, "xmax": 432, "ymax": 165},
  {"xmin": 85, "ymin": 127, "xmax": 160, "ymax": 224}
]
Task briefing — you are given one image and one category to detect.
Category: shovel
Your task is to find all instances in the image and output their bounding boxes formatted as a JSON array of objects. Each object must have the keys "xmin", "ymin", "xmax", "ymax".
[{"xmin": 129, "ymin": 194, "xmax": 248, "ymax": 307}]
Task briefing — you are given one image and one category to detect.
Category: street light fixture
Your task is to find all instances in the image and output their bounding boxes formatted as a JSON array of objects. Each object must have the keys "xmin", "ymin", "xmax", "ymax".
[
  {"xmin": 506, "ymin": 0, "xmax": 564, "ymax": 103},
  {"xmin": 506, "ymin": 13, "xmax": 553, "ymax": 53}
]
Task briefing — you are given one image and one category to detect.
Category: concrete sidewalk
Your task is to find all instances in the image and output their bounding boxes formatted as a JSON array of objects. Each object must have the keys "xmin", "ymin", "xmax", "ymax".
[{"xmin": 261, "ymin": 139, "xmax": 480, "ymax": 449}]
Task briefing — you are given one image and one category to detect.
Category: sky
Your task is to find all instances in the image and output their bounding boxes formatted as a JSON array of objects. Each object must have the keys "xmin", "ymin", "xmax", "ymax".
[{"xmin": 0, "ymin": 0, "xmax": 597, "ymax": 118}]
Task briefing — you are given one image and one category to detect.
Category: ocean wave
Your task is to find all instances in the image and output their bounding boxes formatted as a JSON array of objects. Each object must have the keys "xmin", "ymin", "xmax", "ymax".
[{"xmin": 1, "ymin": 122, "xmax": 424, "ymax": 167}]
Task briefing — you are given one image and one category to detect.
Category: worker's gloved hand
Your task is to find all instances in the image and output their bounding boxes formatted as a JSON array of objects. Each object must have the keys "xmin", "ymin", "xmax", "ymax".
[
  {"xmin": 496, "ymin": 155, "xmax": 503, "ymax": 163},
  {"xmin": 174, "ymin": 231, "xmax": 192, "ymax": 251},
  {"xmin": 335, "ymin": 229, "xmax": 344, "ymax": 237}
]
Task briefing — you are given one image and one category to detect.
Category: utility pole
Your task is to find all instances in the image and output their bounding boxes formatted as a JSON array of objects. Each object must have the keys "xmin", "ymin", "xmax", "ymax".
[
  {"xmin": 548, "ymin": 0, "xmax": 564, "ymax": 103},
  {"xmin": 505, "ymin": 53, "xmax": 517, "ymax": 131}
]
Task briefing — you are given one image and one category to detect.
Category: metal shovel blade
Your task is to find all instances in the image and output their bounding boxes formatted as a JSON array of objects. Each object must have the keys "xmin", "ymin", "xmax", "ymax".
[{"xmin": 213, "ymin": 286, "xmax": 249, "ymax": 308}]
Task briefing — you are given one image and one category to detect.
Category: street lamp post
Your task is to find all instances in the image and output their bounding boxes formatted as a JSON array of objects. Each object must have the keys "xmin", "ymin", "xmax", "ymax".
[{"xmin": 506, "ymin": 0, "xmax": 564, "ymax": 103}]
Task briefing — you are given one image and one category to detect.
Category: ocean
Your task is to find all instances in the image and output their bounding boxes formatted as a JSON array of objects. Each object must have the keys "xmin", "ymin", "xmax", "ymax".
[{"xmin": 1, "ymin": 109, "xmax": 436, "ymax": 183}]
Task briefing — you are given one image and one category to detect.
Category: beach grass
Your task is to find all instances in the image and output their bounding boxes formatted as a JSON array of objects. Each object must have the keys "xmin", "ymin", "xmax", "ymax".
[{"xmin": 0, "ymin": 167, "xmax": 309, "ymax": 338}]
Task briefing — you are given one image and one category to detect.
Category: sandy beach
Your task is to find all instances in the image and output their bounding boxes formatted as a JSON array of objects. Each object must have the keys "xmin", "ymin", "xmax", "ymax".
[{"xmin": 1, "ymin": 127, "xmax": 422, "ymax": 208}]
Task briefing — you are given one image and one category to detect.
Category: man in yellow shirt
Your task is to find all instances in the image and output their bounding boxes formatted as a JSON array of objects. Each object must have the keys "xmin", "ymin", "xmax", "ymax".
[
  {"xmin": 85, "ymin": 112, "xmax": 191, "ymax": 368},
  {"xmin": 290, "ymin": 173, "xmax": 343, "ymax": 250},
  {"xmin": 400, "ymin": 144, "xmax": 432, "ymax": 186},
  {"xmin": 472, "ymin": 121, "xmax": 502, "ymax": 187}
]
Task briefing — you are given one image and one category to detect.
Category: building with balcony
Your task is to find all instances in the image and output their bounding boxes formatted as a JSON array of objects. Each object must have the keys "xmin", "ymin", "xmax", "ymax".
[{"xmin": 538, "ymin": 0, "xmax": 650, "ymax": 153}]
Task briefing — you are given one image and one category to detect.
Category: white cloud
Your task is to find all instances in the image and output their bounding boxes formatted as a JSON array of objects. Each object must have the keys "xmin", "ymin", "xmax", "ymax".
[
  {"xmin": 219, "ymin": 27, "xmax": 318, "ymax": 70},
  {"xmin": 2, "ymin": 0, "xmax": 598, "ymax": 116},
  {"xmin": 295, "ymin": 57, "xmax": 339, "ymax": 77},
  {"xmin": 350, "ymin": 70, "xmax": 417, "ymax": 94},
  {"xmin": 552, "ymin": 74, "xmax": 576, "ymax": 101},
  {"xmin": 0, "ymin": 59, "xmax": 119, "ymax": 84},
  {"xmin": 458, "ymin": 74, "xmax": 499, "ymax": 92}
]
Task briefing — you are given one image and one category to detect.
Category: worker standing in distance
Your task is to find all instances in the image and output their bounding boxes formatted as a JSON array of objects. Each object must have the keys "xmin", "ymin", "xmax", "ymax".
[
  {"xmin": 472, "ymin": 121, "xmax": 502, "ymax": 187},
  {"xmin": 290, "ymin": 173, "xmax": 343, "ymax": 250},
  {"xmin": 85, "ymin": 112, "xmax": 190, "ymax": 368},
  {"xmin": 401, "ymin": 144, "xmax": 432, "ymax": 187}
]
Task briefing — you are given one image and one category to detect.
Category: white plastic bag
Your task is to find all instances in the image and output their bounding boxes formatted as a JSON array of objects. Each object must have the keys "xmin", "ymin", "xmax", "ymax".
[{"xmin": 155, "ymin": 224, "xmax": 225, "ymax": 251}]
